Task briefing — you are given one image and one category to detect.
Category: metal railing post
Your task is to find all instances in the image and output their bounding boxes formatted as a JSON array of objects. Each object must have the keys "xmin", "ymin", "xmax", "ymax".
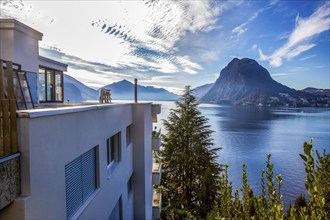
[
  {"xmin": 134, "ymin": 78, "xmax": 138, "ymax": 103},
  {"xmin": 7, "ymin": 62, "xmax": 18, "ymax": 153}
]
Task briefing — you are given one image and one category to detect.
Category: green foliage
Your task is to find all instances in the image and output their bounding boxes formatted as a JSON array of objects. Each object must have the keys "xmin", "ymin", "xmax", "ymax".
[
  {"xmin": 285, "ymin": 194, "xmax": 307, "ymax": 219},
  {"xmin": 241, "ymin": 163, "xmax": 254, "ymax": 218},
  {"xmin": 294, "ymin": 194, "xmax": 307, "ymax": 209},
  {"xmin": 315, "ymin": 149, "xmax": 330, "ymax": 218},
  {"xmin": 290, "ymin": 140, "xmax": 329, "ymax": 219},
  {"xmin": 160, "ymin": 86, "xmax": 221, "ymax": 219},
  {"xmin": 161, "ymin": 207, "xmax": 197, "ymax": 220},
  {"xmin": 206, "ymin": 141, "xmax": 328, "ymax": 220}
]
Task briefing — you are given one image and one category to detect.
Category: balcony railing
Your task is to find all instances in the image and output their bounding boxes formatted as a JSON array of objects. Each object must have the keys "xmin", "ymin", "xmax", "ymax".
[
  {"xmin": 152, "ymin": 136, "xmax": 161, "ymax": 151},
  {"xmin": 152, "ymin": 159, "xmax": 162, "ymax": 185},
  {"xmin": 0, "ymin": 61, "xmax": 24, "ymax": 210},
  {"xmin": 153, "ymin": 189, "xmax": 162, "ymax": 219},
  {"xmin": 0, "ymin": 61, "xmax": 18, "ymax": 158},
  {"xmin": 151, "ymin": 104, "xmax": 161, "ymax": 122},
  {"xmin": 0, "ymin": 152, "xmax": 21, "ymax": 210}
]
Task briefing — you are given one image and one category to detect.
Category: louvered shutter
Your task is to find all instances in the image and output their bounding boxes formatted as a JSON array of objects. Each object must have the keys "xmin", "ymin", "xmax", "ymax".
[
  {"xmin": 82, "ymin": 148, "xmax": 96, "ymax": 200},
  {"xmin": 65, "ymin": 148, "xmax": 97, "ymax": 219},
  {"xmin": 65, "ymin": 156, "xmax": 83, "ymax": 219}
]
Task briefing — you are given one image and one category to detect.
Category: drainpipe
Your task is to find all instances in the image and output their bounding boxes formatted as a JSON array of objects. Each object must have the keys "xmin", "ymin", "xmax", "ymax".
[{"xmin": 134, "ymin": 78, "xmax": 138, "ymax": 103}]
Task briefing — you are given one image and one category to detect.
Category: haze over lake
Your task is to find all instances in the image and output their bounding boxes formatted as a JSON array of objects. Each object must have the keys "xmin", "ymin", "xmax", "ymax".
[{"xmin": 155, "ymin": 101, "xmax": 330, "ymax": 207}]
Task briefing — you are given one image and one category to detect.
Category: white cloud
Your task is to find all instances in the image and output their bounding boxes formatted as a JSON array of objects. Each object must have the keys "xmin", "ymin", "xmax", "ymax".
[
  {"xmin": 163, "ymin": 87, "xmax": 185, "ymax": 95},
  {"xmin": 0, "ymin": 0, "xmax": 220, "ymax": 78},
  {"xmin": 259, "ymin": 2, "xmax": 330, "ymax": 67},
  {"xmin": 177, "ymin": 56, "xmax": 203, "ymax": 74},
  {"xmin": 271, "ymin": 73, "xmax": 287, "ymax": 77},
  {"xmin": 200, "ymin": 51, "xmax": 218, "ymax": 61},
  {"xmin": 269, "ymin": 0, "xmax": 280, "ymax": 6},
  {"xmin": 232, "ymin": 8, "xmax": 267, "ymax": 37},
  {"xmin": 251, "ymin": 44, "xmax": 258, "ymax": 50},
  {"xmin": 286, "ymin": 44, "xmax": 316, "ymax": 60},
  {"xmin": 299, "ymin": 54, "xmax": 316, "ymax": 61},
  {"xmin": 140, "ymin": 75, "xmax": 176, "ymax": 85},
  {"xmin": 232, "ymin": 26, "xmax": 246, "ymax": 36}
]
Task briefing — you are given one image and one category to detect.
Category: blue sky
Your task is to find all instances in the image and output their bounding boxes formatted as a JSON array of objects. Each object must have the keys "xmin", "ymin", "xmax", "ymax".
[{"xmin": 1, "ymin": 0, "xmax": 329, "ymax": 94}]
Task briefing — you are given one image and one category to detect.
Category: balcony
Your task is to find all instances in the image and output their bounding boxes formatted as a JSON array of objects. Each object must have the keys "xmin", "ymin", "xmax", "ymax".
[
  {"xmin": 152, "ymin": 159, "xmax": 162, "ymax": 185},
  {"xmin": 0, "ymin": 153, "xmax": 21, "ymax": 210},
  {"xmin": 151, "ymin": 104, "xmax": 161, "ymax": 122},
  {"xmin": 152, "ymin": 128, "xmax": 161, "ymax": 151},
  {"xmin": 153, "ymin": 189, "xmax": 162, "ymax": 219},
  {"xmin": 152, "ymin": 136, "xmax": 161, "ymax": 151}
]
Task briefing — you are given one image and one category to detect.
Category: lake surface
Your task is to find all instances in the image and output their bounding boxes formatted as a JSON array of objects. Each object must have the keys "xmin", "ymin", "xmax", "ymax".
[{"xmin": 154, "ymin": 101, "xmax": 330, "ymax": 207}]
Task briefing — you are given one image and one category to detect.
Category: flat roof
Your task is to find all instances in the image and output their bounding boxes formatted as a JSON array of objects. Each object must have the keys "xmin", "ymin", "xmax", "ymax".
[
  {"xmin": 16, "ymin": 102, "xmax": 153, "ymax": 118},
  {"xmin": 39, "ymin": 55, "xmax": 68, "ymax": 71}
]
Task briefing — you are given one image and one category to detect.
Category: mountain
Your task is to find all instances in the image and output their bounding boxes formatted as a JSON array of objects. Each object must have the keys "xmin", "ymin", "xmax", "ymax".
[
  {"xmin": 101, "ymin": 80, "xmax": 179, "ymax": 101},
  {"xmin": 201, "ymin": 58, "xmax": 300, "ymax": 104},
  {"xmin": 64, "ymin": 74, "xmax": 98, "ymax": 102},
  {"xmin": 192, "ymin": 83, "xmax": 214, "ymax": 100},
  {"xmin": 302, "ymin": 87, "xmax": 330, "ymax": 97}
]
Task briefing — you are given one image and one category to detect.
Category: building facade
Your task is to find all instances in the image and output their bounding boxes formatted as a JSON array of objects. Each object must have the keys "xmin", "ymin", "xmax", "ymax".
[
  {"xmin": 0, "ymin": 19, "xmax": 161, "ymax": 219},
  {"xmin": 0, "ymin": 19, "xmax": 67, "ymax": 103}
]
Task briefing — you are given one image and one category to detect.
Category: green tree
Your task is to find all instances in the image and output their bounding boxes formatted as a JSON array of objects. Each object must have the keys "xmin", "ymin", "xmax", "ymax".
[
  {"xmin": 315, "ymin": 149, "xmax": 330, "ymax": 218},
  {"xmin": 160, "ymin": 86, "xmax": 221, "ymax": 219}
]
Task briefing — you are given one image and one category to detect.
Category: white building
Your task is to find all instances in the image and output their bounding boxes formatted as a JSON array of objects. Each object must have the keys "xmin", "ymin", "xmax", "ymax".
[{"xmin": 0, "ymin": 19, "xmax": 161, "ymax": 220}]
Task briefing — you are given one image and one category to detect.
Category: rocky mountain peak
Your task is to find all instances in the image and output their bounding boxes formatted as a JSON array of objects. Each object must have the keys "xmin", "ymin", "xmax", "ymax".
[{"xmin": 201, "ymin": 58, "xmax": 296, "ymax": 104}]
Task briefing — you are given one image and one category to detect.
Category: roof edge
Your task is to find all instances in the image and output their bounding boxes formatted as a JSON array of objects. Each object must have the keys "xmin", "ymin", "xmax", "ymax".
[{"xmin": 0, "ymin": 19, "xmax": 43, "ymax": 40}]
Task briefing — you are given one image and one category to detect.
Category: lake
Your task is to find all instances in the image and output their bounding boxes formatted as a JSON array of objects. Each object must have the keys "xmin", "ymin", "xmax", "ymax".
[{"xmin": 154, "ymin": 101, "xmax": 330, "ymax": 208}]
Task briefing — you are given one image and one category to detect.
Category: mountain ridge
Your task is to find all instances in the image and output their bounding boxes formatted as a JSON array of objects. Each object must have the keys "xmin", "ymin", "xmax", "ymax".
[
  {"xmin": 64, "ymin": 75, "xmax": 179, "ymax": 102},
  {"xmin": 101, "ymin": 80, "xmax": 179, "ymax": 101},
  {"xmin": 201, "ymin": 58, "xmax": 299, "ymax": 104},
  {"xmin": 197, "ymin": 58, "xmax": 329, "ymax": 107},
  {"xmin": 192, "ymin": 83, "xmax": 214, "ymax": 100},
  {"xmin": 64, "ymin": 74, "xmax": 99, "ymax": 102}
]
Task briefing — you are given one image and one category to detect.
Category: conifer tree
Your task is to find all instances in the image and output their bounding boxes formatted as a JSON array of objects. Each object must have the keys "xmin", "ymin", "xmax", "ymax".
[{"xmin": 160, "ymin": 86, "xmax": 221, "ymax": 219}]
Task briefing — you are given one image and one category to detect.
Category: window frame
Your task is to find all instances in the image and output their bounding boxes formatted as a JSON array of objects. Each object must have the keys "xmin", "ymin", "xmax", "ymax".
[
  {"xmin": 127, "ymin": 173, "xmax": 133, "ymax": 196},
  {"xmin": 126, "ymin": 124, "xmax": 132, "ymax": 147},
  {"xmin": 1, "ymin": 61, "xmax": 34, "ymax": 109},
  {"xmin": 38, "ymin": 66, "xmax": 64, "ymax": 103},
  {"xmin": 109, "ymin": 196, "xmax": 123, "ymax": 220},
  {"xmin": 107, "ymin": 132, "xmax": 122, "ymax": 166}
]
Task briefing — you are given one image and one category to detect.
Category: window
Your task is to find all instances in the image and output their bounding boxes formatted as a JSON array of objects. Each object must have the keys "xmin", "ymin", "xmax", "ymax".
[
  {"xmin": 65, "ymin": 147, "xmax": 98, "ymax": 219},
  {"xmin": 38, "ymin": 67, "xmax": 46, "ymax": 101},
  {"xmin": 109, "ymin": 197, "xmax": 122, "ymax": 220},
  {"xmin": 127, "ymin": 174, "xmax": 133, "ymax": 196},
  {"xmin": 107, "ymin": 132, "xmax": 121, "ymax": 165},
  {"xmin": 126, "ymin": 124, "xmax": 132, "ymax": 146},
  {"xmin": 38, "ymin": 66, "xmax": 63, "ymax": 102},
  {"xmin": 1, "ymin": 61, "xmax": 34, "ymax": 109}
]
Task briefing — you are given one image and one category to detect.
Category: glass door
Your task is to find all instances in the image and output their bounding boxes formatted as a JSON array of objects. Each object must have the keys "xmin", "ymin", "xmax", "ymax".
[{"xmin": 39, "ymin": 66, "xmax": 63, "ymax": 102}]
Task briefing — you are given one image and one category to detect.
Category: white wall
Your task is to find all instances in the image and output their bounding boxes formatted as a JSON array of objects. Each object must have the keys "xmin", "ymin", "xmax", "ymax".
[
  {"xmin": 13, "ymin": 29, "xmax": 40, "ymax": 73},
  {"xmin": 132, "ymin": 103, "xmax": 153, "ymax": 220},
  {"xmin": 0, "ymin": 28, "xmax": 14, "ymax": 61},
  {"xmin": 0, "ymin": 19, "xmax": 42, "ymax": 73},
  {"xmin": 0, "ymin": 103, "xmax": 155, "ymax": 220}
]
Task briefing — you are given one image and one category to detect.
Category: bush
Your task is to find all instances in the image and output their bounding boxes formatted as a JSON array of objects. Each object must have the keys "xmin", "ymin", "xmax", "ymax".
[{"xmin": 207, "ymin": 141, "xmax": 329, "ymax": 220}]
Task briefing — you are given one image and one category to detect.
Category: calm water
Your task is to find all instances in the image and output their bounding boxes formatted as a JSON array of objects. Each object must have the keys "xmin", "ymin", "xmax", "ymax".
[{"xmin": 154, "ymin": 101, "xmax": 330, "ymax": 207}]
